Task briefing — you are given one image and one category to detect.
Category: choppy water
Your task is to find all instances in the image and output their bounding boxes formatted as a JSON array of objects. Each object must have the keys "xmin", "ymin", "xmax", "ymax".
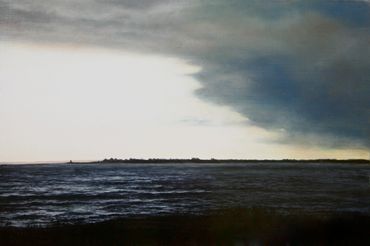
[{"xmin": 1, "ymin": 162, "xmax": 370, "ymax": 227}]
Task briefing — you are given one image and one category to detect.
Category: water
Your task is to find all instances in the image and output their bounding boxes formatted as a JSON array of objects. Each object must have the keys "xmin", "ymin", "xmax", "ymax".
[{"xmin": 1, "ymin": 162, "xmax": 370, "ymax": 227}]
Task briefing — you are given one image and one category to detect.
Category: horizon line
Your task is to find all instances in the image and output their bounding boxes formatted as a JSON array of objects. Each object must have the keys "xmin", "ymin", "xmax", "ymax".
[{"xmin": 1, "ymin": 157, "xmax": 369, "ymax": 165}]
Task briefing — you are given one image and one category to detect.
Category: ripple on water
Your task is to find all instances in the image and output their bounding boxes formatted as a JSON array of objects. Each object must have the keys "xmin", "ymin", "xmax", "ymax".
[{"xmin": 1, "ymin": 162, "xmax": 370, "ymax": 227}]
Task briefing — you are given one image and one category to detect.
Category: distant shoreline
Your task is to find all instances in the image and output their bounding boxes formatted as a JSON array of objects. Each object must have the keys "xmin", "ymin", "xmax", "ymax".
[
  {"xmin": 72, "ymin": 158, "xmax": 370, "ymax": 165},
  {"xmin": 1, "ymin": 158, "xmax": 369, "ymax": 166}
]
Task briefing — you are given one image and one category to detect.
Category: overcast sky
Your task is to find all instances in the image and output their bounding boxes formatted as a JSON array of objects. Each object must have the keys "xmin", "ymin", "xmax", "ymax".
[{"xmin": 0, "ymin": 0, "xmax": 369, "ymax": 162}]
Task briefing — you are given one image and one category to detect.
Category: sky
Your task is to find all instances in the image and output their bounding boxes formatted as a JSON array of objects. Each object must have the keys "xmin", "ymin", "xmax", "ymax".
[{"xmin": 0, "ymin": 0, "xmax": 369, "ymax": 162}]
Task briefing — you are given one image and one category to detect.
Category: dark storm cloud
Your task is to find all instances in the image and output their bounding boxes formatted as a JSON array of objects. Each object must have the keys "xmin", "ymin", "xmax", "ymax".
[{"xmin": 1, "ymin": 0, "xmax": 369, "ymax": 147}]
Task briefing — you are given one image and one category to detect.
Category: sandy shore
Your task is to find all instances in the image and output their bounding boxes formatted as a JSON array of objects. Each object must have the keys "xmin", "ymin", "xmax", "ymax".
[{"xmin": 1, "ymin": 208, "xmax": 370, "ymax": 245}]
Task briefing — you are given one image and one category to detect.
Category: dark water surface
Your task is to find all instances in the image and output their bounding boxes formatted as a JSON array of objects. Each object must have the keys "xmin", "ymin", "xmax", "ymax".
[{"xmin": 1, "ymin": 162, "xmax": 370, "ymax": 227}]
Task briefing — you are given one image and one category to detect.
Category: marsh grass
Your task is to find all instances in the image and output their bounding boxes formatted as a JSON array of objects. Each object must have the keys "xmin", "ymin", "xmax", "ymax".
[{"xmin": 1, "ymin": 208, "xmax": 370, "ymax": 245}]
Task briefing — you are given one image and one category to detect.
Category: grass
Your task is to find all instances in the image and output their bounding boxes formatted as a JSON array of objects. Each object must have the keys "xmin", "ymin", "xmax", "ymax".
[{"xmin": 1, "ymin": 208, "xmax": 370, "ymax": 245}]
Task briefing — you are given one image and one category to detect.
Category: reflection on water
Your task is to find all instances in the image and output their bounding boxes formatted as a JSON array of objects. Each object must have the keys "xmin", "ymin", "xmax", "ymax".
[{"xmin": 0, "ymin": 162, "xmax": 370, "ymax": 227}]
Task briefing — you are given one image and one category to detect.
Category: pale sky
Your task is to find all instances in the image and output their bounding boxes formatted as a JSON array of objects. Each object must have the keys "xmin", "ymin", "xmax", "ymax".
[
  {"xmin": 0, "ymin": 0, "xmax": 369, "ymax": 162},
  {"xmin": 0, "ymin": 42, "xmax": 367, "ymax": 162}
]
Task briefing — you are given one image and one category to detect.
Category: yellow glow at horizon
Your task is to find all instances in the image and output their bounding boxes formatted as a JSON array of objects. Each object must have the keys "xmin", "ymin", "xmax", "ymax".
[{"xmin": 0, "ymin": 42, "xmax": 368, "ymax": 162}]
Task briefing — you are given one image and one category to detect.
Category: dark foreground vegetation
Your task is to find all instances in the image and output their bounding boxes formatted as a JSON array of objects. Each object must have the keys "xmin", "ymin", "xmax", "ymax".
[{"xmin": 1, "ymin": 208, "xmax": 370, "ymax": 245}]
